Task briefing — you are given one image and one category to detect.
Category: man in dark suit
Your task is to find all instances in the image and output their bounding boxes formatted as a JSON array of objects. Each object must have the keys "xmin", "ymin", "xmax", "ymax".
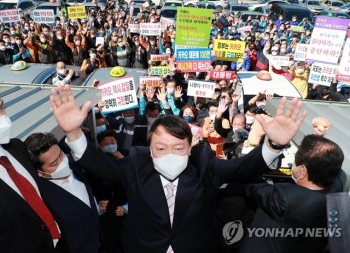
[
  {"xmin": 24, "ymin": 132, "xmax": 106, "ymax": 253},
  {"xmin": 240, "ymin": 134, "xmax": 344, "ymax": 253},
  {"xmin": 0, "ymin": 100, "xmax": 59, "ymax": 252},
  {"xmin": 50, "ymin": 84, "xmax": 306, "ymax": 253}
]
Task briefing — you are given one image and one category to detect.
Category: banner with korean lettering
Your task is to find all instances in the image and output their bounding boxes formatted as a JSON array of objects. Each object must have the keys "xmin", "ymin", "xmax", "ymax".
[
  {"xmin": 139, "ymin": 23, "xmax": 161, "ymax": 36},
  {"xmin": 176, "ymin": 48, "xmax": 212, "ymax": 72},
  {"xmin": 67, "ymin": 6, "xmax": 86, "ymax": 19},
  {"xmin": 129, "ymin": 24, "xmax": 140, "ymax": 33},
  {"xmin": 210, "ymin": 71, "xmax": 236, "ymax": 80},
  {"xmin": 150, "ymin": 54, "xmax": 170, "ymax": 62},
  {"xmin": 139, "ymin": 76, "xmax": 163, "ymax": 87},
  {"xmin": 0, "ymin": 9, "xmax": 20, "ymax": 23},
  {"xmin": 338, "ymin": 32, "xmax": 350, "ymax": 81},
  {"xmin": 187, "ymin": 80, "xmax": 215, "ymax": 98},
  {"xmin": 188, "ymin": 123, "xmax": 203, "ymax": 136},
  {"xmin": 99, "ymin": 76, "xmax": 138, "ymax": 114},
  {"xmin": 271, "ymin": 56, "xmax": 290, "ymax": 67},
  {"xmin": 33, "ymin": 10, "xmax": 55, "ymax": 24},
  {"xmin": 238, "ymin": 26, "xmax": 252, "ymax": 34},
  {"xmin": 151, "ymin": 66, "xmax": 170, "ymax": 76},
  {"xmin": 308, "ymin": 62, "xmax": 338, "ymax": 86},
  {"xmin": 213, "ymin": 40, "xmax": 246, "ymax": 62},
  {"xmin": 294, "ymin": 43, "xmax": 309, "ymax": 62},
  {"xmin": 176, "ymin": 7, "xmax": 212, "ymax": 47},
  {"xmin": 307, "ymin": 17, "xmax": 348, "ymax": 64},
  {"xmin": 160, "ymin": 17, "xmax": 174, "ymax": 26},
  {"xmin": 290, "ymin": 26, "xmax": 304, "ymax": 33}
]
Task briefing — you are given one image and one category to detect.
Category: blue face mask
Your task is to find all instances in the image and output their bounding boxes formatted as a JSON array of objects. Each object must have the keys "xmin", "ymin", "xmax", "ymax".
[
  {"xmin": 183, "ymin": 115, "xmax": 194, "ymax": 123},
  {"xmin": 96, "ymin": 124, "xmax": 106, "ymax": 134},
  {"xmin": 101, "ymin": 144, "xmax": 118, "ymax": 153}
]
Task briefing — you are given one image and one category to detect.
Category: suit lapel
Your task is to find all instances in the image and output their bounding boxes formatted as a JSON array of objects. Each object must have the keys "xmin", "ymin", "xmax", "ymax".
[
  {"xmin": 140, "ymin": 160, "xmax": 171, "ymax": 228},
  {"xmin": 0, "ymin": 179, "xmax": 42, "ymax": 223},
  {"xmin": 171, "ymin": 163, "xmax": 199, "ymax": 233}
]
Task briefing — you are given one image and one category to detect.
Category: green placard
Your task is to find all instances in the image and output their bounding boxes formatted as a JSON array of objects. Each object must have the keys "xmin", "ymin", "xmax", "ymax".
[
  {"xmin": 175, "ymin": 7, "xmax": 212, "ymax": 47},
  {"xmin": 290, "ymin": 26, "xmax": 304, "ymax": 33}
]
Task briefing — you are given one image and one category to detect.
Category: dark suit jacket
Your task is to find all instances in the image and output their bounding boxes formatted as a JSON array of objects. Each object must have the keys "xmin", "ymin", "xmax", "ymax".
[
  {"xmin": 0, "ymin": 139, "xmax": 55, "ymax": 253},
  {"xmin": 240, "ymin": 182, "xmax": 341, "ymax": 253},
  {"xmin": 76, "ymin": 141, "xmax": 272, "ymax": 253},
  {"xmin": 39, "ymin": 162, "xmax": 102, "ymax": 253}
]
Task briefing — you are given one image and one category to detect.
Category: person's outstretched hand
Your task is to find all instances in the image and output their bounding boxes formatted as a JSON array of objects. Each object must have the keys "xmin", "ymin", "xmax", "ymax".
[
  {"xmin": 50, "ymin": 85, "xmax": 91, "ymax": 141},
  {"xmin": 255, "ymin": 97, "xmax": 306, "ymax": 146}
]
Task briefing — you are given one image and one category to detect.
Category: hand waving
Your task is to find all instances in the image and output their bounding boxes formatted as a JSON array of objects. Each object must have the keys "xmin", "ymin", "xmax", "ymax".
[
  {"xmin": 50, "ymin": 85, "xmax": 91, "ymax": 138},
  {"xmin": 255, "ymin": 97, "xmax": 307, "ymax": 146},
  {"xmin": 174, "ymin": 86, "xmax": 183, "ymax": 99},
  {"xmin": 156, "ymin": 88, "xmax": 167, "ymax": 103}
]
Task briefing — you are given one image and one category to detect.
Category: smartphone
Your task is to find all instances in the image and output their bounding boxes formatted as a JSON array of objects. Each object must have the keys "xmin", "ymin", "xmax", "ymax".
[
  {"xmin": 234, "ymin": 84, "xmax": 243, "ymax": 96},
  {"xmin": 216, "ymin": 143, "xmax": 224, "ymax": 158}
]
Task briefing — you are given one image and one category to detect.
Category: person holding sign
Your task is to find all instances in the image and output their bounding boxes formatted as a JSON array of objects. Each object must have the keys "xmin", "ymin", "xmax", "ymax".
[
  {"xmin": 289, "ymin": 62, "xmax": 310, "ymax": 98},
  {"xmin": 50, "ymin": 82, "xmax": 306, "ymax": 253}
]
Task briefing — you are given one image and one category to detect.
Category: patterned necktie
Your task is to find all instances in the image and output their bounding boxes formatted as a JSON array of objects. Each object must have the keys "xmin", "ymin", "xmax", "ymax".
[
  {"xmin": 166, "ymin": 182, "xmax": 175, "ymax": 253},
  {"xmin": 0, "ymin": 156, "xmax": 60, "ymax": 239}
]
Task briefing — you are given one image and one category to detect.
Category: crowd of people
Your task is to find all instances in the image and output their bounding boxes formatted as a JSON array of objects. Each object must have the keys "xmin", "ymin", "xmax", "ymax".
[{"xmin": 0, "ymin": 0, "xmax": 348, "ymax": 252}]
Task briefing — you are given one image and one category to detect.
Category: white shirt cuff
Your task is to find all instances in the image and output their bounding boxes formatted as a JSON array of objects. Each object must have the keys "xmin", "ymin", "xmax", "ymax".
[
  {"xmin": 262, "ymin": 142, "xmax": 282, "ymax": 170},
  {"xmin": 65, "ymin": 133, "xmax": 87, "ymax": 160}
]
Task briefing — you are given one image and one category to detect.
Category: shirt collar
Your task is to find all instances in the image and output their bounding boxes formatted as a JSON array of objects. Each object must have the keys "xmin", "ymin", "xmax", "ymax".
[
  {"xmin": 49, "ymin": 169, "xmax": 74, "ymax": 186},
  {"xmin": 160, "ymin": 174, "xmax": 178, "ymax": 189}
]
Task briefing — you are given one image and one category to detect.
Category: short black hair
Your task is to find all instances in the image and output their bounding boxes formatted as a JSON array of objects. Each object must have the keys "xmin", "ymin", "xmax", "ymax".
[
  {"xmin": 96, "ymin": 129, "xmax": 118, "ymax": 144},
  {"xmin": 208, "ymin": 101, "xmax": 219, "ymax": 110},
  {"xmin": 295, "ymin": 135, "xmax": 344, "ymax": 188},
  {"xmin": 24, "ymin": 132, "xmax": 58, "ymax": 170},
  {"xmin": 244, "ymin": 104, "xmax": 258, "ymax": 114},
  {"xmin": 145, "ymin": 102, "xmax": 161, "ymax": 114},
  {"xmin": 147, "ymin": 115, "xmax": 192, "ymax": 145}
]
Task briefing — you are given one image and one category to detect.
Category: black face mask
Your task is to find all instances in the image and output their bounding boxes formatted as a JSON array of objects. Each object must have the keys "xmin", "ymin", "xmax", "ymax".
[
  {"xmin": 196, "ymin": 102, "xmax": 206, "ymax": 110},
  {"xmin": 321, "ymin": 88, "xmax": 330, "ymax": 96}
]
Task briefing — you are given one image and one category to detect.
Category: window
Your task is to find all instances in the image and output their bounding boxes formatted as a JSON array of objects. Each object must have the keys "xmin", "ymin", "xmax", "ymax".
[{"xmin": 19, "ymin": 2, "xmax": 31, "ymax": 9}]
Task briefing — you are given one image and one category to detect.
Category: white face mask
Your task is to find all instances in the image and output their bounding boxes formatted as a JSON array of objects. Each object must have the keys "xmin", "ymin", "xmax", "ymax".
[
  {"xmin": 15, "ymin": 40, "xmax": 22, "ymax": 44},
  {"xmin": 296, "ymin": 68, "xmax": 304, "ymax": 74},
  {"xmin": 147, "ymin": 117, "xmax": 156, "ymax": 124},
  {"xmin": 151, "ymin": 19, "xmax": 155, "ymax": 23},
  {"xmin": 135, "ymin": 42, "xmax": 139, "ymax": 46},
  {"xmin": 246, "ymin": 115, "xmax": 255, "ymax": 125},
  {"xmin": 151, "ymin": 151, "xmax": 189, "ymax": 181},
  {"xmin": 57, "ymin": 36, "xmax": 63, "ymax": 40},
  {"xmin": 271, "ymin": 51, "xmax": 277, "ymax": 56},
  {"xmin": 113, "ymin": 37, "xmax": 118, "ymax": 42},
  {"xmin": 4, "ymin": 38, "xmax": 9, "ymax": 43},
  {"xmin": 90, "ymin": 53, "xmax": 97, "ymax": 59},
  {"xmin": 90, "ymin": 34, "xmax": 95, "ymax": 38},
  {"xmin": 58, "ymin": 68, "xmax": 66, "ymax": 75},
  {"xmin": 118, "ymin": 42, "xmax": 124, "ymax": 47},
  {"xmin": 171, "ymin": 38, "xmax": 175, "ymax": 43},
  {"xmin": 75, "ymin": 40, "xmax": 81, "ymax": 45},
  {"xmin": 167, "ymin": 88, "xmax": 174, "ymax": 94},
  {"xmin": 0, "ymin": 115, "xmax": 12, "ymax": 144},
  {"xmin": 124, "ymin": 116, "xmax": 135, "ymax": 124},
  {"xmin": 209, "ymin": 114, "xmax": 216, "ymax": 122},
  {"xmin": 0, "ymin": 46, "xmax": 5, "ymax": 51},
  {"xmin": 101, "ymin": 144, "xmax": 118, "ymax": 153},
  {"xmin": 150, "ymin": 40, "xmax": 155, "ymax": 45},
  {"xmin": 40, "ymin": 155, "xmax": 71, "ymax": 179},
  {"xmin": 40, "ymin": 38, "xmax": 46, "ymax": 43}
]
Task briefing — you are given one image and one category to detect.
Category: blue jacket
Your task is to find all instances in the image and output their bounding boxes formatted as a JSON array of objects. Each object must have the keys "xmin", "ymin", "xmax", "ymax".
[
  {"xmin": 298, "ymin": 22, "xmax": 314, "ymax": 30},
  {"xmin": 231, "ymin": 52, "xmax": 251, "ymax": 71},
  {"xmin": 274, "ymin": 19, "xmax": 285, "ymax": 29},
  {"xmin": 258, "ymin": 21, "xmax": 268, "ymax": 32}
]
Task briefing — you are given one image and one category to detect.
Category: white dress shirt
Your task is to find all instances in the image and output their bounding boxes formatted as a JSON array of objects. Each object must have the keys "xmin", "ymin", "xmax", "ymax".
[
  {"xmin": 160, "ymin": 175, "xmax": 179, "ymax": 198},
  {"xmin": 0, "ymin": 144, "xmax": 60, "ymax": 246}
]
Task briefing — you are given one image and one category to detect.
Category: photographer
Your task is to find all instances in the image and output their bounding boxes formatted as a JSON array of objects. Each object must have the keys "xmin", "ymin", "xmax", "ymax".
[{"xmin": 306, "ymin": 83, "xmax": 333, "ymax": 101}]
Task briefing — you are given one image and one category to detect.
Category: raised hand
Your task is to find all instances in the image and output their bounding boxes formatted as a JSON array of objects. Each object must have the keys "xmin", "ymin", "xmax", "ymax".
[
  {"xmin": 174, "ymin": 86, "xmax": 183, "ymax": 99},
  {"xmin": 255, "ymin": 97, "xmax": 307, "ymax": 146},
  {"xmin": 50, "ymin": 85, "xmax": 92, "ymax": 141},
  {"xmin": 145, "ymin": 87, "xmax": 156, "ymax": 101},
  {"xmin": 156, "ymin": 88, "xmax": 167, "ymax": 103}
]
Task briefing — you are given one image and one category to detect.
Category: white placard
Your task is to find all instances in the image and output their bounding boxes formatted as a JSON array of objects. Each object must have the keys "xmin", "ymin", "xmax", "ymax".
[
  {"xmin": 270, "ymin": 56, "xmax": 290, "ymax": 67},
  {"xmin": 238, "ymin": 26, "xmax": 252, "ymax": 33},
  {"xmin": 128, "ymin": 24, "xmax": 140, "ymax": 33},
  {"xmin": 33, "ymin": 9, "xmax": 55, "ymax": 24},
  {"xmin": 0, "ymin": 9, "xmax": 20, "ymax": 23},
  {"xmin": 139, "ymin": 23, "xmax": 162, "ymax": 36},
  {"xmin": 160, "ymin": 17, "xmax": 174, "ymax": 26},
  {"xmin": 294, "ymin": 43, "xmax": 309, "ymax": 62},
  {"xmin": 99, "ymin": 76, "xmax": 139, "ymax": 113},
  {"xmin": 187, "ymin": 80, "xmax": 215, "ymax": 98},
  {"xmin": 308, "ymin": 62, "xmax": 338, "ymax": 86},
  {"xmin": 96, "ymin": 37, "xmax": 104, "ymax": 46}
]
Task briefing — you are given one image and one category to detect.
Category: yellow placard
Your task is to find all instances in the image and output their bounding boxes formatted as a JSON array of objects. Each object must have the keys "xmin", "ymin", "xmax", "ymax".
[
  {"xmin": 151, "ymin": 66, "xmax": 170, "ymax": 76},
  {"xmin": 67, "ymin": 6, "xmax": 86, "ymax": 19},
  {"xmin": 213, "ymin": 39, "xmax": 246, "ymax": 62}
]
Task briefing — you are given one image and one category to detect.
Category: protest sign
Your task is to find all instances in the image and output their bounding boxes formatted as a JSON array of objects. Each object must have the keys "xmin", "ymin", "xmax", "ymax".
[
  {"xmin": 139, "ymin": 76, "xmax": 163, "ymax": 87},
  {"xmin": 142, "ymin": 1, "xmax": 149, "ymax": 8},
  {"xmin": 215, "ymin": 15, "xmax": 229, "ymax": 31},
  {"xmin": 187, "ymin": 80, "xmax": 215, "ymax": 98},
  {"xmin": 176, "ymin": 48, "xmax": 212, "ymax": 72},
  {"xmin": 160, "ymin": 17, "xmax": 174, "ymax": 26},
  {"xmin": 67, "ymin": 6, "xmax": 86, "ymax": 19},
  {"xmin": 128, "ymin": 24, "xmax": 140, "ymax": 33},
  {"xmin": 238, "ymin": 26, "xmax": 252, "ymax": 34},
  {"xmin": 294, "ymin": 43, "xmax": 309, "ymax": 62},
  {"xmin": 96, "ymin": 37, "xmax": 104, "ymax": 46},
  {"xmin": 176, "ymin": 7, "xmax": 212, "ymax": 47},
  {"xmin": 210, "ymin": 70, "xmax": 236, "ymax": 80},
  {"xmin": 213, "ymin": 40, "xmax": 246, "ymax": 62},
  {"xmin": 33, "ymin": 10, "xmax": 55, "ymax": 24},
  {"xmin": 139, "ymin": 23, "xmax": 161, "ymax": 36},
  {"xmin": 150, "ymin": 54, "xmax": 170, "ymax": 62},
  {"xmin": 307, "ymin": 16, "xmax": 348, "ymax": 64},
  {"xmin": 188, "ymin": 123, "xmax": 203, "ymax": 136},
  {"xmin": 99, "ymin": 76, "xmax": 138, "ymax": 113},
  {"xmin": 338, "ymin": 31, "xmax": 350, "ymax": 81},
  {"xmin": 290, "ymin": 26, "xmax": 304, "ymax": 33},
  {"xmin": 151, "ymin": 66, "xmax": 170, "ymax": 76},
  {"xmin": 270, "ymin": 56, "xmax": 290, "ymax": 67},
  {"xmin": 308, "ymin": 62, "xmax": 338, "ymax": 86},
  {"xmin": 0, "ymin": 9, "xmax": 20, "ymax": 23}
]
